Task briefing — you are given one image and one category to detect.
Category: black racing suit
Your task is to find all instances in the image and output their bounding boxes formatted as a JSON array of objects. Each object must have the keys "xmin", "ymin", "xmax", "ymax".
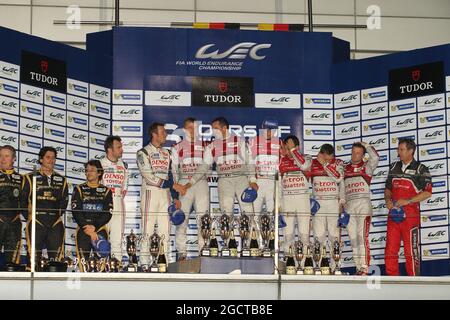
[
  {"xmin": 26, "ymin": 170, "xmax": 69, "ymax": 265},
  {"xmin": 71, "ymin": 183, "xmax": 113, "ymax": 269},
  {"xmin": 0, "ymin": 169, "xmax": 29, "ymax": 266}
]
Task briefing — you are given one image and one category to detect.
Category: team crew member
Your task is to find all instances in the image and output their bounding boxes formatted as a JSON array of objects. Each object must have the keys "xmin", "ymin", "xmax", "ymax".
[
  {"xmin": 385, "ymin": 139, "xmax": 432, "ymax": 276},
  {"xmin": 279, "ymin": 135, "xmax": 312, "ymax": 257},
  {"xmin": 137, "ymin": 123, "xmax": 180, "ymax": 267},
  {"xmin": 171, "ymin": 118, "xmax": 210, "ymax": 260},
  {"xmin": 71, "ymin": 160, "xmax": 113, "ymax": 271},
  {"xmin": 101, "ymin": 136, "xmax": 128, "ymax": 261},
  {"xmin": 248, "ymin": 119, "xmax": 283, "ymax": 215},
  {"xmin": 310, "ymin": 144, "xmax": 345, "ymax": 251},
  {"xmin": 344, "ymin": 142, "xmax": 379, "ymax": 275},
  {"xmin": 26, "ymin": 147, "xmax": 69, "ymax": 266},
  {"xmin": 0, "ymin": 146, "xmax": 29, "ymax": 267},
  {"xmin": 185, "ymin": 117, "xmax": 258, "ymax": 218}
]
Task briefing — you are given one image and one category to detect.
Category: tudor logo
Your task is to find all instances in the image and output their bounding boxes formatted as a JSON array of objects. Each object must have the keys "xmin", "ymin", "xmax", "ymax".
[
  {"xmin": 195, "ymin": 42, "xmax": 272, "ymax": 60},
  {"xmin": 412, "ymin": 69, "xmax": 420, "ymax": 81},
  {"xmin": 41, "ymin": 60, "xmax": 48, "ymax": 73}
]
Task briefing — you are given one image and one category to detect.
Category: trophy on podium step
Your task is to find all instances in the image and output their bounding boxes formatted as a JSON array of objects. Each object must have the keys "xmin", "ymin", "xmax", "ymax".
[
  {"xmin": 199, "ymin": 212, "xmax": 213, "ymax": 257},
  {"xmin": 238, "ymin": 212, "xmax": 251, "ymax": 257}
]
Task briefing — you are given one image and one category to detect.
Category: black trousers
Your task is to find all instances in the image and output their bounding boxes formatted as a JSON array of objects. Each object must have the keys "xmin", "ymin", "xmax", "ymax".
[
  {"xmin": 26, "ymin": 217, "xmax": 65, "ymax": 266},
  {"xmin": 0, "ymin": 215, "xmax": 22, "ymax": 266},
  {"xmin": 76, "ymin": 226, "xmax": 108, "ymax": 271}
]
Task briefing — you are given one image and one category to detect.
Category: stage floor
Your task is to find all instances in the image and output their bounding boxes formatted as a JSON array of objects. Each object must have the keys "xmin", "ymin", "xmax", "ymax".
[{"xmin": 1, "ymin": 272, "xmax": 450, "ymax": 300}]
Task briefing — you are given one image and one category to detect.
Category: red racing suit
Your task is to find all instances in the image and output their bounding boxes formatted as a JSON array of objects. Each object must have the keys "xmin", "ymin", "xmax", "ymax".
[{"xmin": 385, "ymin": 159, "xmax": 432, "ymax": 276}]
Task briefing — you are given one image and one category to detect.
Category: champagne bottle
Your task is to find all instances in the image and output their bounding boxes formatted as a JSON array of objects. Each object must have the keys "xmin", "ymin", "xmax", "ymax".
[
  {"xmin": 304, "ymin": 246, "xmax": 314, "ymax": 275},
  {"xmin": 250, "ymin": 228, "xmax": 260, "ymax": 257},
  {"xmin": 209, "ymin": 228, "xmax": 219, "ymax": 257},
  {"xmin": 269, "ymin": 230, "xmax": 275, "ymax": 254},
  {"xmin": 320, "ymin": 246, "xmax": 330, "ymax": 275},
  {"xmin": 157, "ymin": 242, "xmax": 167, "ymax": 273},
  {"xmin": 228, "ymin": 232, "xmax": 238, "ymax": 257},
  {"xmin": 286, "ymin": 245, "xmax": 296, "ymax": 275}
]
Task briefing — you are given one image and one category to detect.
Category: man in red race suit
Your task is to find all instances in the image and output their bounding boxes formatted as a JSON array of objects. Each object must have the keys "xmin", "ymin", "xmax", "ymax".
[{"xmin": 384, "ymin": 138, "xmax": 432, "ymax": 276}]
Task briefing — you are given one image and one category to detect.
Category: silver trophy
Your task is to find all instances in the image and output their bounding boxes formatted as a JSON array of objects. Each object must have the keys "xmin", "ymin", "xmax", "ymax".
[
  {"xmin": 259, "ymin": 214, "xmax": 272, "ymax": 257},
  {"xmin": 294, "ymin": 240, "xmax": 304, "ymax": 275},
  {"xmin": 313, "ymin": 237, "xmax": 322, "ymax": 275},
  {"xmin": 149, "ymin": 224, "xmax": 162, "ymax": 273},
  {"xmin": 219, "ymin": 213, "xmax": 233, "ymax": 257},
  {"xmin": 332, "ymin": 239, "xmax": 342, "ymax": 275},
  {"xmin": 199, "ymin": 212, "xmax": 213, "ymax": 256},
  {"xmin": 126, "ymin": 229, "xmax": 139, "ymax": 272},
  {"xmin": 238, "ymin": 212, "xmax": 251, "ymax": 257}
]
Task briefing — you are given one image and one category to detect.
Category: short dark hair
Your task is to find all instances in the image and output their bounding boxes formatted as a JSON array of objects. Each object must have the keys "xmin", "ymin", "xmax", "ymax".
[
  {"xmin": 183, "ymin": 117, "xmax": 196, "ymax": 127},
  {"xmin": 211, "ymin": 117, "xmax": 229, "ymax": 129},
  {"xmin": 104, "ymin": 136, "xmax": 122, "ymax": 152},
  {"xmin": 319, "ymin": 143, "xmax": 335, "ymax": 155},
  {"xmin": 0, "ymin": 145, "xmax": 16, "ymax": 158},
  {"xmin": 38, "ymin": 146, "xmax": 57, "ymax": 162},
  {"xmin": 352, "ymin": 142, "xmax": 366, "ymax": 154},
  {"xmin": 283, "ymin": 135, "xmax": 299, "ymax": 147},
  {"xmin": 148, "ymin": 122, "xmax": 165, "ymax": 138},
  {"xmin": 85, "ymin": 160, "xmax": 104, "ymax": 180},
  {"xmin": 398, "ymin": 138, "xmax": 416, "ymax": 154}
]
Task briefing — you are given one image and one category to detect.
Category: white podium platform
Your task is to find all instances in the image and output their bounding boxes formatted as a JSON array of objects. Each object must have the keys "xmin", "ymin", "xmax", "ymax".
[{"xmin": 1, "ymin": 272, "xmax": 450, "ymax": 300}]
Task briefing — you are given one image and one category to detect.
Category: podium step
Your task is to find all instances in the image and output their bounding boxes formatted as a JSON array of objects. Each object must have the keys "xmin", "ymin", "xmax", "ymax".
[{"xmin": 168, "ymin": 257, "xmax": 275, "ymax": 274}]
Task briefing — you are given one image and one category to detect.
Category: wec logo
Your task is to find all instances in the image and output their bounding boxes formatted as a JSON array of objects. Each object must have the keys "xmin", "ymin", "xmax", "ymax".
[{"xmin": 195, "ymin": 42, "xmax": 271, "ymax": 60}]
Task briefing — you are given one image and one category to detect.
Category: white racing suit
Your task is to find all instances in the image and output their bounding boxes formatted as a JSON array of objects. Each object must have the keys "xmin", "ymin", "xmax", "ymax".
[
  {"xmin": 247, "ymin": 136, "xmax": 282, "ymax": 215},
  {"xmin": 280, "ymin": 149, "xmax": 312, "ymax": 258},
  {"xmin": 137, "ymin": 143, "xmax": 178, "ymax": 265},
  {"xmin": 189, "ymin": 134, "xmax": 256, "ymax": 218},
  {"xmin": 171, "ymin": 138, "xmax": 210, "ymax": 256},
  {"xmin": 310, "ymin": 158, "xmax": 345, "ymax": 257},
  {"xmin": 344, "ymin": 145, "xmax": 379, "ymax": 272},
  {"xmin": 100, "ymin": 157, "xmax": 128, "ymax": 260}
]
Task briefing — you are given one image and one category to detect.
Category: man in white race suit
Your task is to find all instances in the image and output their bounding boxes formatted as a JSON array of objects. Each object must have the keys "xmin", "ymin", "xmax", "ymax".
[{"xmin": 101, "ymin": 136, "xmax": 128, "ymax": 261}]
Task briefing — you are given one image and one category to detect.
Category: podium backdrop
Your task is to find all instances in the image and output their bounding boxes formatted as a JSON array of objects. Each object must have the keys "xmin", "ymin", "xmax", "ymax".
[{"xmin": 0, "ymin": 25, "xmax": 449, "ymax": 275}]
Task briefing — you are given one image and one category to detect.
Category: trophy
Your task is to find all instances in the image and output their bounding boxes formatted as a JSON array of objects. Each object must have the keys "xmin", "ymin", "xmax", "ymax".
[
  {"xmin": 259, "ymin": 214, "xmax": 272, "ymax": 257},
  {"xmin": 199, "ymin": 212, "xmax": 213, "ymax": 256},
  {"xmin": 313, "ymin": 237, "xmax": 322, "ymax": 275},
  {"xmin": 62, "ymin": 252, "xmax": 75, "ymax": 272},
  {"xmin": 109, "ymin": 254, "xmax": 122, "ymax": 273},
  {"xmin": 87, "ymin": 252, "xmax": 98, "ymax": 272},
  {"xmin": 150, "ymin": 225, "xmax": 162, "ymax": 273},
  {"xmin": 238, "ymin": 213, "xmax": 251, "ymax": 257},
  {"xmin": 38, "ymin": 256, "xmax": 48, "ymax": 272},
  {"xmin": 332, "ymin": 239, "xmax": 342, "ymax": 275},
  {"xmin": 294, "ymin": 240, "xmax": 304, "ymax": 275},
  {"xmin": 126, "ymin": 230, "xmax": 138, "ymax": 272},
  {"xmin": 219, "ymin": 213, "xmax": 232, "ymax": 257},
  {"xmin": 80, "ymin": 257, "xmax": 88, "ymax": 273}
]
